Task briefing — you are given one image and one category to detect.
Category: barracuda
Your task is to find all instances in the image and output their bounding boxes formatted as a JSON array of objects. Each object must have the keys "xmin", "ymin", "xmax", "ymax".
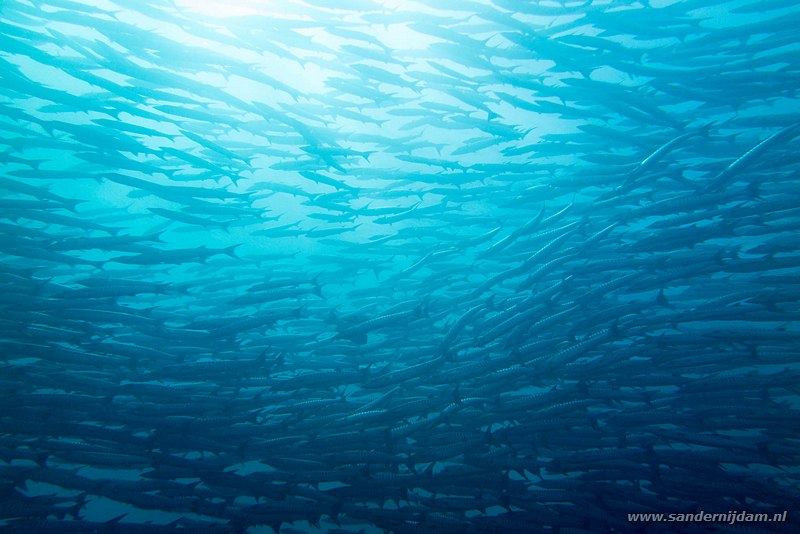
[{"xmin": 0, "ymin": 0, "xmax": 798, "ymax": 531}]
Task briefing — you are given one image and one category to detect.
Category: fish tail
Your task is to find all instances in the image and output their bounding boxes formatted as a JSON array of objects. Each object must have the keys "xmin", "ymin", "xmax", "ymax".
[{"xmin": 224, "ymin": 244, "xmax": 241, "ymax": 259}]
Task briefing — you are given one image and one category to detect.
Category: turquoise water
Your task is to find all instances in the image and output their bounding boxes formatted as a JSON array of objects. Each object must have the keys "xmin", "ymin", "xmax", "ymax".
[{"xmin": 1, "ymin": 0, "xmax": 799, "ymax": 532}]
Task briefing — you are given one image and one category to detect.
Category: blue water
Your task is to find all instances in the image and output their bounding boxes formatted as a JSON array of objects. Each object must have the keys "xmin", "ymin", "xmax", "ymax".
[{"xmin": 1, "ymin": 0, "xmax": 799, "ymax": 532}]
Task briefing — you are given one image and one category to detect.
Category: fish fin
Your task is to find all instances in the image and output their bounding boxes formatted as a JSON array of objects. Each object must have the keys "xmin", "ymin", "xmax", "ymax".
[
  {"xmin": 609, "ymin": 320, "xmax": 621, "ymax": 339},
  {"xmin": 746, "ymin": 179, "xmax": 763, "ymax": 200},
  {"xmin": 105, "ymin": 514, "xmax": 128, "ymax": 528},
  {"xmin": 415, "ymin": 297, "xmax": 430, "ymax": 319},
  {"xmin": 655, "ymin": 288, "xmax": 671, "ymax": 307},
  {"xmin": 224, "ymin": 244, "xmax": 241, "ymax": 259},
  {"xmin": 68, "ymin": 492, "xmax": 88, "ymax": 519},
  {"xmin": 34, "ymin": 451, "xmax": 49, "ymax": 467},
  {"xmin": 341, "ymin": 332, "xmax": 368, "ymax": 344},
  {"xmin": 697, "ymin": 120, "xmax": 715, "ymax": 137},
  {"xmin": 312, "ymin": 283, "xmax": 323, "ymax": 297}
]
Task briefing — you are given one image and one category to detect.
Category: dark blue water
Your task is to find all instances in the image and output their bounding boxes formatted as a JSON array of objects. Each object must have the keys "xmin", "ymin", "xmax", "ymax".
[{"xmin": 1, "ymin": 0, "xmax": 799, "ymax": 532}]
